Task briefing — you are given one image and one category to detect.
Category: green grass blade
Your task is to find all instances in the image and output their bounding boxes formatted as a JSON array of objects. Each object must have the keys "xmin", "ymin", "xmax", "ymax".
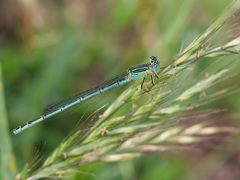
[{"xmin": 0, "ymin": 65, "xmax": 16, "ymax": 179}]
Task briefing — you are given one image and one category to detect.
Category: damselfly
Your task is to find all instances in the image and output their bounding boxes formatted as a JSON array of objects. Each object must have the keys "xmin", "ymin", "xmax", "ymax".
[{"xmin": 11, "ymin": 56, "xmax": 169, "ymax": 135}]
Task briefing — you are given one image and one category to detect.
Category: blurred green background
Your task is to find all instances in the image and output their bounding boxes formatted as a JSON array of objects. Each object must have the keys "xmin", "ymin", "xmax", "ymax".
[{"xmin": 1, "ymin": 0, "xmax": 239, "ymax": 179}]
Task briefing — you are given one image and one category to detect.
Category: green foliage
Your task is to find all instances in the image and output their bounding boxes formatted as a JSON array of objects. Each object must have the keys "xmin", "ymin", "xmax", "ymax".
[
  {"xmin": 1, "ymin": 0, "xmax": 240, "ymax": 180},
  {"xmin": 17, "ymin": 4, "xmax": 240, "ymax": 179},
  {"xmin": 0, "ymin": 65, "xmax": 16, "ymax": 180}
]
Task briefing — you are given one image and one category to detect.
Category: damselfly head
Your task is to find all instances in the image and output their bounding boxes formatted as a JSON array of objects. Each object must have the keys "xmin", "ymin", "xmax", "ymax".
[{"xmin": 149, "ymin": 56, "xmax": 160, "ymax": 71}]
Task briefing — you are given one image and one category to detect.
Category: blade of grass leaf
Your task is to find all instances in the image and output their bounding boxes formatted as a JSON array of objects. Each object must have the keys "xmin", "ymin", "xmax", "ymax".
[{"xmin": 0, "ymin": 64, "xmax": 16, "ymax": 179}]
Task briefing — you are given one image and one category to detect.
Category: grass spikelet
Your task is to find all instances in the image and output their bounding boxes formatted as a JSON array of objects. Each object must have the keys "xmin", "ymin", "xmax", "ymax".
[{"xmin": 17, "ymin": 6, "xmax": 240, "ymax": 180}]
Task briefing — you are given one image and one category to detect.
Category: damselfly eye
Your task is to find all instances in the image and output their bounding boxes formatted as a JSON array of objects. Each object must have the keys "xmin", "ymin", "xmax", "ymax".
[{"xmin": 149, "ymin": 56, "xmax": 157, "ymax": 63}]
